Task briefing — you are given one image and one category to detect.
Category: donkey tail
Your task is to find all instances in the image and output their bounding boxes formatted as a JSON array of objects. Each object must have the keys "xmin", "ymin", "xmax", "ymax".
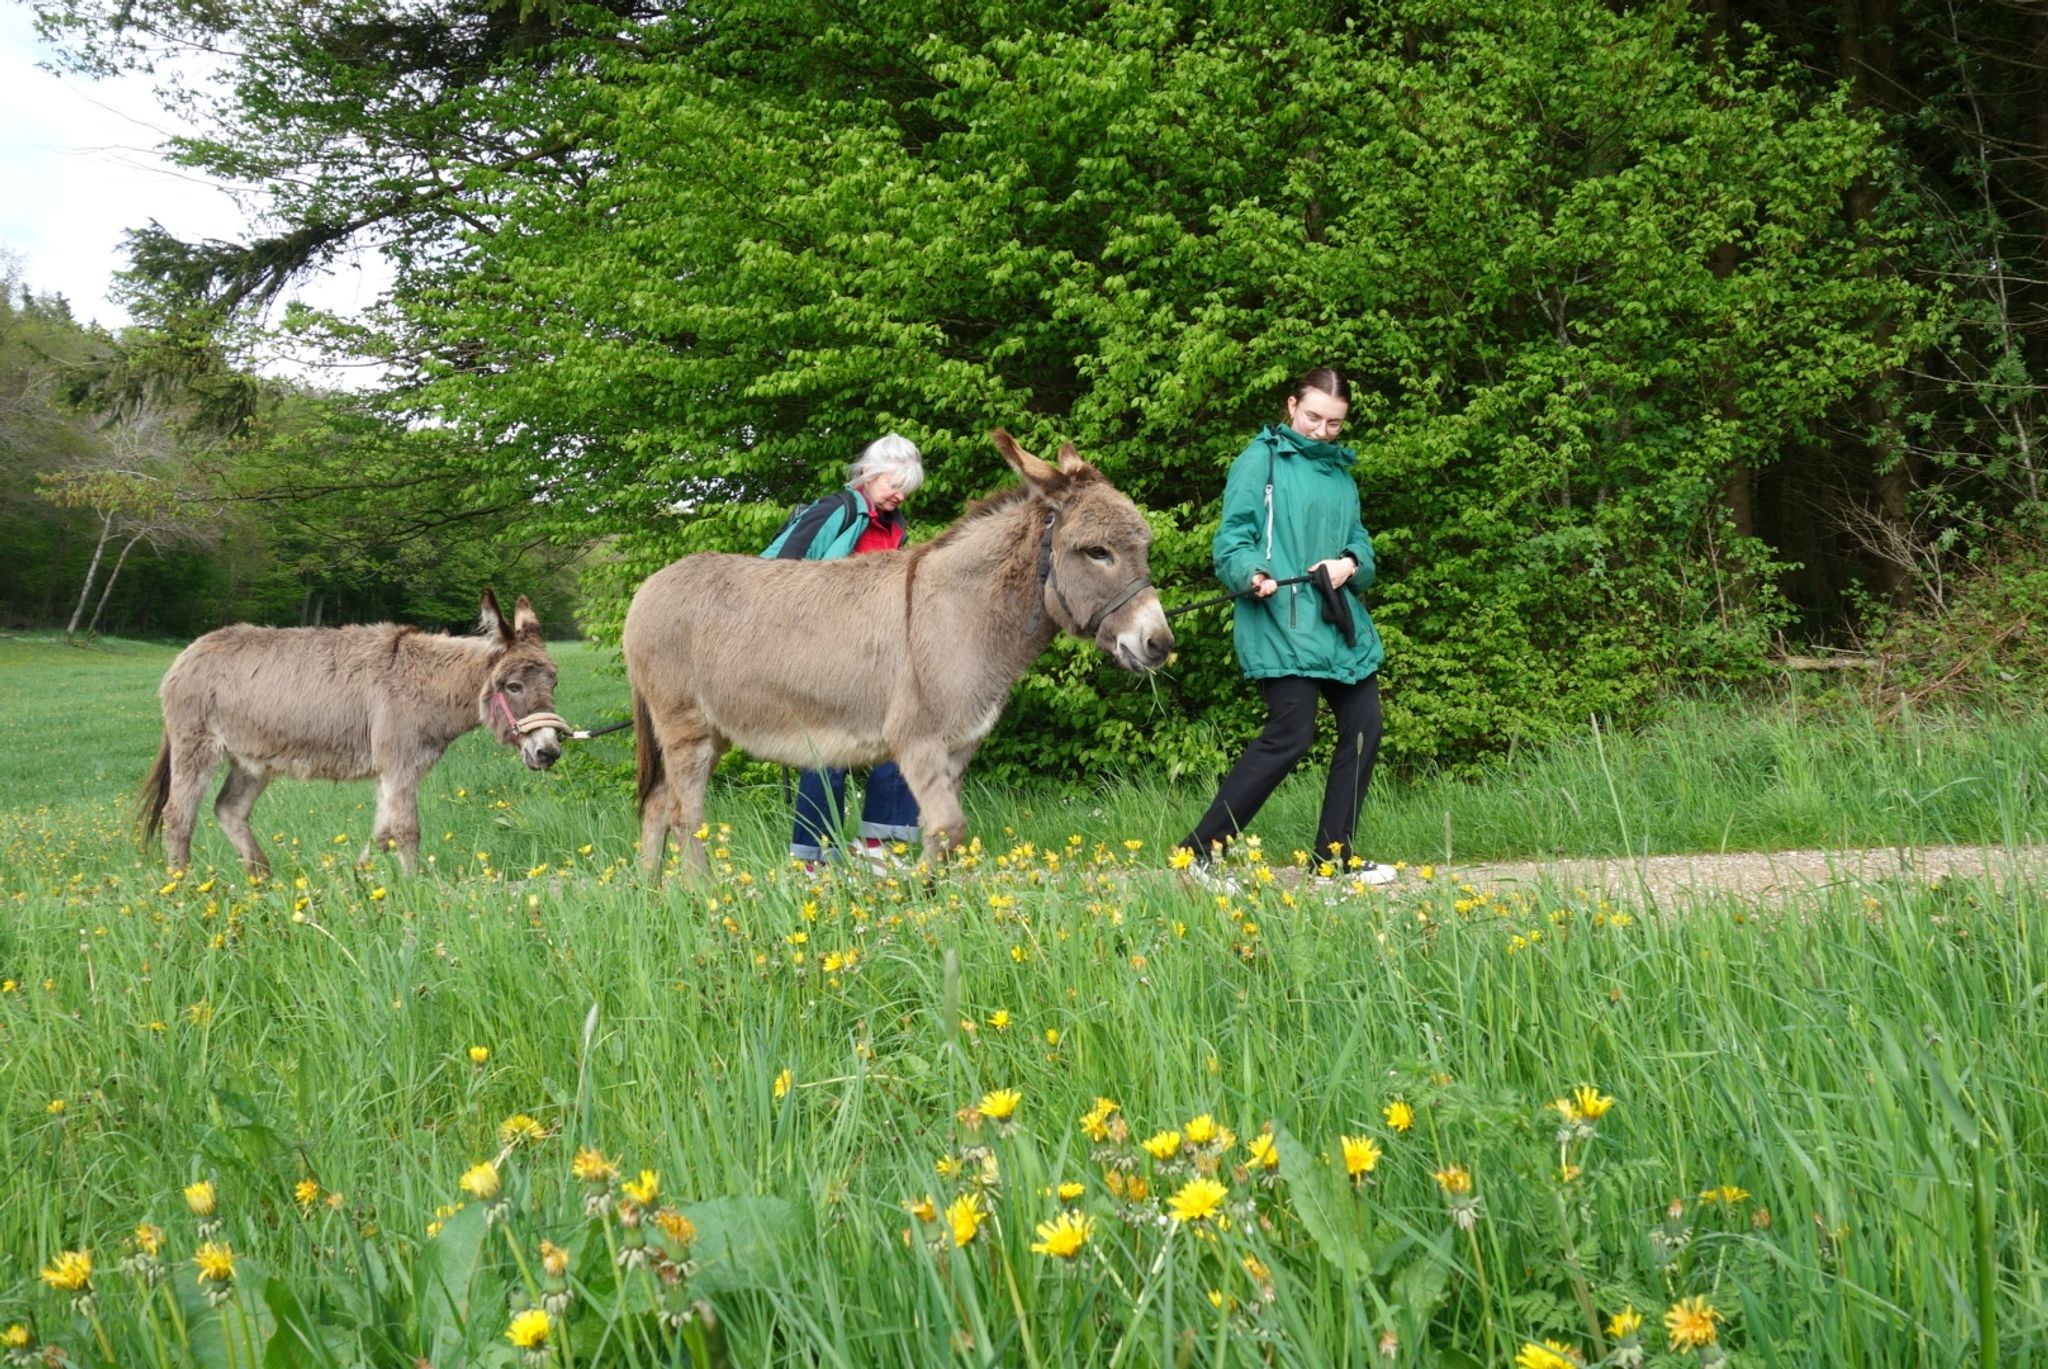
[
  {"xmin": 633, "ymin": 691, "xmax": 664, "ymax": 815},
  {"xmin": 138, "ymin": 733, "xmax": 173, "ymax": 848}
]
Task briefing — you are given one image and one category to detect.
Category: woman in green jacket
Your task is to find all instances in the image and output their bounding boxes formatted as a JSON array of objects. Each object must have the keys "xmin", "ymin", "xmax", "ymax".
[{"xmin": 1177, "ymin": 368, "xmax": 1395, "ymax": 887}]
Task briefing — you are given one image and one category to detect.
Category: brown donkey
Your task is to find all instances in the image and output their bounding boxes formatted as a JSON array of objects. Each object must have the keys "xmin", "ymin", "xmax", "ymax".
[
  {"xmin": 141, "ymin": 590, "xmax": 563, "ymax": 875},
  {"xmin": 624, "ymin": 430, "xmax": 1173, "ymax": 880}
]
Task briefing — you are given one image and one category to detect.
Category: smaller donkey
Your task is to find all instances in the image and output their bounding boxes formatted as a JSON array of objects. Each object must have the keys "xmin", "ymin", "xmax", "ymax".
[{"xmin": 141, "ymin": 590, "xmax": 562, "ymax": 875}]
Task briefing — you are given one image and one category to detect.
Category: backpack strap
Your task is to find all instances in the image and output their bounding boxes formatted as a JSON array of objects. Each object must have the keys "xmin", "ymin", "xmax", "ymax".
[{"xmin": 773, "ymin": 488, "xmax": 862, "ymax": 560}]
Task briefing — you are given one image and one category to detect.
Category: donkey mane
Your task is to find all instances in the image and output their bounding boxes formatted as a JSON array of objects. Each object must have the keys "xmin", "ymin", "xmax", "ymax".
[{"xmin": 914, "ymin": 465, "xmax": 1104, "ymax": 554}]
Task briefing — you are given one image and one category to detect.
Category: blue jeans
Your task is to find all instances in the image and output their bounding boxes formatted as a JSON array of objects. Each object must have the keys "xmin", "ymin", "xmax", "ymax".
[{"xmin": 790, "ymin": 761, "xmax": 921, "ymax": 859}]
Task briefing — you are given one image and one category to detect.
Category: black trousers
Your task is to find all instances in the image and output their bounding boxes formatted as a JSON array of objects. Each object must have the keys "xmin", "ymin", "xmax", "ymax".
[{"xmin": 1182, "ymin": 674, "xmax": 1383, "ymax": 865}]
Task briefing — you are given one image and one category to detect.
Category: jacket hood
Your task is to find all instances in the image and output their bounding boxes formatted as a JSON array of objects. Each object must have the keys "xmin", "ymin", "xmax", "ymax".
[{"xmin": 1263, "ymin": 423, "xmax": 1357, "ymax": 470}]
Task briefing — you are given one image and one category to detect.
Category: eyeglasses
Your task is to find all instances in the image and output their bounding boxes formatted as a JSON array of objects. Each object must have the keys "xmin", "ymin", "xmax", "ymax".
[{"xmin": 1295, "ymin": 416, "xmax": 1345, "ymax": 437}]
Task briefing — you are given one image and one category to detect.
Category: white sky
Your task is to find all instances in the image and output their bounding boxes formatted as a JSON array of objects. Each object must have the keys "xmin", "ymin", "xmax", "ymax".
[{"xmin": 0, "ymin": 4, "xmax": 388, "ymax": 377}]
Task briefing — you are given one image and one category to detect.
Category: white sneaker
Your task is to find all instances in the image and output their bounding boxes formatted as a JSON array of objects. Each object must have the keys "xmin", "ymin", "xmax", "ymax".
[
  {"xmin": 852, "ymin": 840, "xmax": 908, "ymax": 874},
  {"xmin": 1351, "ymin": 861, "xmax": 1397, "ymax": 887},
  {"xmin": 1184, "ymin": 861, "xmax": 1241, "ymax": 895}
]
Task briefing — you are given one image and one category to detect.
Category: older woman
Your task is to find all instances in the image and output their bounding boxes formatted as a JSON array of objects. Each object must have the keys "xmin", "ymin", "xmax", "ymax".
[
  {"xmin": 765, "ymin": 432, "xmax": 925, "ymax": 870},
  {"xmin": 1175, "ymin": 368, "xmax": 1396, "ymax": 892}
]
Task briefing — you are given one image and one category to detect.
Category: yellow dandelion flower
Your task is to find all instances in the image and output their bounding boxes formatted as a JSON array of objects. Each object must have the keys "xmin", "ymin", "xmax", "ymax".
[
  {"xmin": 1341, "ymin": 1134, "xmax": 1383, "ymax": 1182},
  {"xmin": 1433, "ymin": 1165, "xmax": 1473, "ymax": 1195},
  {"xmin": 460, "ymin": 1161, "xmax": 502, "ymax": 1201},
  {"xmin": 652, "ymin": 1208, "xmax": 697, "ymax": 1247},
  {"xmin": 46, "ymin": 1098, "xmax": 64, "ymax": 1114},
  {"xmin": 1141, "ymin": 1129, "xmax": 1182, "ymax": 1161},
  {"xmin": 1079, "ymin": 1097, "xmax": 1119, "ymax": 1141},
  {"xmin": 945, "ymin": 1192, "xmax": 984, "ymax": 1247},
  {"xmin": 468, "ymin": 1045, "xmax": 490, "ymax": 1065},
  {"xmin": 1664, "ymin": 1295, "xmax": 1722, "ymax": 1350},
  {"xmin": 193, "ymin": 1241, "xmax": 235, "ymax": 1284},
  {"xmin": 499, "ymin": 1114, "xmax": 548, "ymax": 1148},
  {"xmin": 907, "ymin": 1195, "xmax": 938, "ymax": 1223},
  {"xmin": 571, "ymin": 1147, "xmax": 618, "ymax": 1184},
  {"xmin": 134, "ymin": 1223, "xmax": 164, "ymax": 1257},
  {"xmin": 1184, "ymin": 1114, "xmax": 1219, "ymax": 1146},
  {"xmin": 1571, "ymin": 1085, "xmax": 1615, "ymax": 1120},
  {"xmin": 1057, "ymin": 1181, "xmax": 1085, "ymax": 1200},
  {"xmin": 1029, "ymin": 1209, "xmax": 1094, "ymax": 1259},
  {"xmin": 979, "ymin": 1088, "xmax": 1021, "ymax": 1121},
  {"xmin": 295, "ymin": 1178, "xmax": 321, "ymax": 1212},
  {"xmin": 1246, "ymin": 1131, "xmax": 1280, "ymax": 1170},
  {"xmin": 1124, "ymin": 1173, "xmax": 1150, "ymax": 1201},
  {"xmin": 2, "ymin": 1324, "xmax": 29, "ymax": 1350},
  {"xmin": 1167, "ymin": 1176, "xmax": 1229, "ymax": 1224},
  {"xmin": 1169, "ymin": 847, "xmax": 1194, "ymax": 870},
  {"xmin": 988, "ymin": 1009, "xmax": 1011, "ymax": 1030},
  {"xmin": 773, "ymin": 1068, "xmax": 793, "ymax": 1100},
  {"xmin": 184, "ymin": 1179, "xmax": 218, "ymax": 1217},
  {"xmin": 39, "ymin": 1248, "xmax": 92, "ymax": 1291},
  {"xmin": 1607, "ymin": 1306, "xmax": 1644, "ymax": 1339},
  {"xmin": 621, "ymin": 1169, "xmax": 660, "ymax": 1206},
  {"xmin": 1384, "ymin": 1099, "xmax": 1415, "ymax": 1133},
  {"xmin": 1699, "ymin": 1184, "xmax": 1751, "ymax": 1206},
  {"xmin": 1514, "ymin": 1342, "xmax": 1576, "ymax": 1369},
  {"xmin": 507, "ymin": 1307, "xmax": 551, "ymax": 1350},
  {"xmin": 539, "ymin": 1240, "xmax": 570, "ymax": 1277}
]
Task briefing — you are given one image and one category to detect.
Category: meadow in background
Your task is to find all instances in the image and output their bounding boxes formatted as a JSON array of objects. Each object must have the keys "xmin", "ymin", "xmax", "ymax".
[{"xmin": 1, "ymin": 634, "xmax": 2043, "ymax": 1366}]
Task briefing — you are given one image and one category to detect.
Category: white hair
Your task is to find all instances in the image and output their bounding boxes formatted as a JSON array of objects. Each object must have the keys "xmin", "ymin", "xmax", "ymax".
[{"xmin": 846, "ymin": 432, "xmax": 925, "ymax": 495}]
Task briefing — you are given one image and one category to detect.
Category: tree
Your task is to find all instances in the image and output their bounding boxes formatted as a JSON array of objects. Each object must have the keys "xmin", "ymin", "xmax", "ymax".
[
  {"xmin": 34, "ymin": 0, "xmax": 1951, "ymax": 769},
  {"xmin": 37, "ymin": 400, "xmax": 221, "ymax": 638}
]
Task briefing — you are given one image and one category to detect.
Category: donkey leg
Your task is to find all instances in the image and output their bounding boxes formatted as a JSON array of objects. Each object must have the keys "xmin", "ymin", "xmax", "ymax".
[
  {"xmin": 366, "ymin": 773, "xmax": 424, "ymax": 875},
  {"xmin": 212, "ymin": 761, "xmax": 273, "ymax": 877},
  {"xmin": 637, "ymin": 733, "xmax": 724, "ymax": 884},
  {"xmin": 896, "ymin": 742, "xmax": 970, "ymax": 867},
  {"xmin": 160, "ymin": 734, "xmax": 220, "ymax": 873}
]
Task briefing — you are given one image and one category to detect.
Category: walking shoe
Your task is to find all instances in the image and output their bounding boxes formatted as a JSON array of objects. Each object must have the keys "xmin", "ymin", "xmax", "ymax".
[
  {"xmin": 1304, "ymin": 862, "xmax": 1397, "ymax": 900},
  {"xmin": 1182, "ymin": 861, "xmax": 1242, "ymax": 896},
  {"xmin": 852, "ymin": 838, "xmax": 909, "ymax": 874}
]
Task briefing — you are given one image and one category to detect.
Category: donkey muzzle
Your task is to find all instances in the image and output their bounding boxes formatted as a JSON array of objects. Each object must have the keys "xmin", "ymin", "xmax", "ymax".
[
  {"xmin": 521, "ymin": 730, "xmax": 562, "ymax": 770},
  {"xmin": 1105, "ymin": 594, "xmax": 1173, "ymax": 673},
  {"xmin": 505, "ymin": 707, "xmax": 568, "ymax": 770}
]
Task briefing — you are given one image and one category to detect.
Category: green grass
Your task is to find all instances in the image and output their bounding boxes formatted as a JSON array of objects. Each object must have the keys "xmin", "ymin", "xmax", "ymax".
[{"xmin": 1, "ymin": 632, "xmax": 2044, "ymax": 1366}]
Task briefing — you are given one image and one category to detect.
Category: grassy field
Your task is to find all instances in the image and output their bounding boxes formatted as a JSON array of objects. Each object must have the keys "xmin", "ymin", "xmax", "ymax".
[{"xmin": 1, "ymin": 633, "xmax": 2044, "ymax": 1366}]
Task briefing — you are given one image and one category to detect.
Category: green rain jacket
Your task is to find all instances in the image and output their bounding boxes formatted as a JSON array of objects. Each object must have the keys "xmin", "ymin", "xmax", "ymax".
[{"xmin": 1212, "ymin": 424, "xmax": 1384, "ymax": 683}]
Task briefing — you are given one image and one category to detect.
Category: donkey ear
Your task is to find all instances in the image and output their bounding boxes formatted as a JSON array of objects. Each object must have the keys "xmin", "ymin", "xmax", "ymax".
[
  {"xmin": 1055, "ymin": 441, "xmax": 1090, "ymax": 476},
  {"xmin": 512, "ymin": 595, "xmax": 542, "ymax": 641},
  {"xmin": 479, "ymin": 588, "xmax": 513, "ymax": 642},
  {"xmin": 992, "ymin": 429, "xmax": 1059, "ymax": 489}
]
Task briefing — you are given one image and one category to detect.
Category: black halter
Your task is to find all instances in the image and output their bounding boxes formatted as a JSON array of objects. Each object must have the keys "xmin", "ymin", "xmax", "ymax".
[{"xmin": 1028, "ymin": 508, "xmax": 1152, "ymax": 637}]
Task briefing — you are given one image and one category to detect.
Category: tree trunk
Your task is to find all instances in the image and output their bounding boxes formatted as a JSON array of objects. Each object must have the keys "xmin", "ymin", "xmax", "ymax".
[
  {"xmin": 87, "ymin": 532, "xmax": 144, "ymax": 636},
  {"xmin": 65, "ymin": 512, "xmax": 114, "ymax": 640}
]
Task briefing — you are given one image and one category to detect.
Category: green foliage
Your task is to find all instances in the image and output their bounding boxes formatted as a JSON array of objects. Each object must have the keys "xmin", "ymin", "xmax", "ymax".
[
  {"xmin": 1873, "ymin": 544, "xmax": 2048, "ymax": 714},
  {"xmin": 30, "ymin": 0, "xmax": 1965, "ymax": 774},
  {"xmin": 388, "ymin": 0, "xmax": 1928, "ymax": 773}
]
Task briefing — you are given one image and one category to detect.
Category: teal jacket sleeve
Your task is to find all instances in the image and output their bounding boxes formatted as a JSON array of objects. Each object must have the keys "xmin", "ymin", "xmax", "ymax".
[{"xmin": 1211, "ymin": 445, "xmax": 1272, "ymax": 593}]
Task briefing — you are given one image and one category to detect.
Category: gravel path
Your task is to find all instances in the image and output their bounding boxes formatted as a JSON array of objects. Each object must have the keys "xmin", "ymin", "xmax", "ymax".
[{"xmin": 1436, "ymin": 843, "xmax": 2048, "ymax": 906}]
